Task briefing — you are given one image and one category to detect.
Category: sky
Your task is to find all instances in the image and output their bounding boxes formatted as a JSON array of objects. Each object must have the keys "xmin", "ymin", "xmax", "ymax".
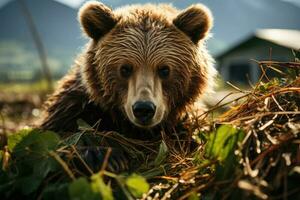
[
  {"xmin": 0, "ymin": 0, "xmax": 85, "ymax": 8},
  {"xmin": 283, "ymin": 0, "xmax": 300, "ymax": 6},
  {"xmin": 53, "ymin": 0, "xmax": 84, "ymax": 8},
  {"xmin": 55, "ymin": 0, "xmax": 300, "ymax": 8},
  {"xmin": 0, "ymin": 0, "xmax": 300, "ymax": 8}
]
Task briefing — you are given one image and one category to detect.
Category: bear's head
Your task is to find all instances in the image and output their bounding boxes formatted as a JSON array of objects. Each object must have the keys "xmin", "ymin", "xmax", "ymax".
[{"xmin": 79, "ymin": 1, "xmax": 215, "ymax": 129}]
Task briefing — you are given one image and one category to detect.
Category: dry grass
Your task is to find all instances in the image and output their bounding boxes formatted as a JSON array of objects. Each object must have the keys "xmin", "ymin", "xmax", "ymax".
[
  {"xmin": 0, "ymin": 60, "xmax": 299, "ymax": 200},
  {"xmin": 138, "ymin": 60, "xmax": 300, "ymax": 199}
]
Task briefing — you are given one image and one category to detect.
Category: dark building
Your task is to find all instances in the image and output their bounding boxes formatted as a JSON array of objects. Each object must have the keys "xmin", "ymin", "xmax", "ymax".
[{"xmin": 216, "ymin": 29, "xmax": 300, "ymax": 84}]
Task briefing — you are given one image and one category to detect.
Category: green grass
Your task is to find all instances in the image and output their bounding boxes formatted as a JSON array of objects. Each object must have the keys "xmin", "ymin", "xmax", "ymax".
[{"xmin": 0, "ymin": 80, "xmax": 55, "ymax": 94}]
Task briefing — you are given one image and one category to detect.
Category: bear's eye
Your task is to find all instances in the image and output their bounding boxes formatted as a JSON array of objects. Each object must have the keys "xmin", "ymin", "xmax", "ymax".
[
  {"xmin": 157, "ymin": 65, "xmax": 170, "ymax": 79},
  {"xmin": 120, "ymin": 64, "xmax": 133, "ymax": 78}
]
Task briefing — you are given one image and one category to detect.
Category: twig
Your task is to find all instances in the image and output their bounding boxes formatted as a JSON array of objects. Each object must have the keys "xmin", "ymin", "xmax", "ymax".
[
  {"xmin": 161, "ymin": 183, "xmax": 178, "ymax": 200},
  {"xmin": 250, "ymin": 135, "xmax": 293, "ymax": 167},
  {"xmin": 259, "ymin": 61, "xmax": 300, "ymax": 69},
  {"xmin": 200, "ymin": 93, "xmax": 251, "ymax": 118},
  {"xmin": 71, "ymin": 145, "xmax": 93, "ymax": 175},
  {"xmin": 226, "ymin": 81, "xmax": 248, "ymax": 93},
  {"xmin": 221, "ymin": 111, "xmax": 300, "ymax": 124},
  {"xmin": 100, "ymin": 147, "xmax": 112, "ymax": 173},
  {"xmin": 49, "ymin": 151, "xmax": 75, "ymax": 180},
  {"xmin": 178, "ymin": 178, "xmax": 215, "ymax": 200}
]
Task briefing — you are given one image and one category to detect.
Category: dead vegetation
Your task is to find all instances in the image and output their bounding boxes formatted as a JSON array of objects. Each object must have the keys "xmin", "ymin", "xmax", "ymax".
[
  {"xmin": 143, "ymin": 60, "xmax": 300, "ymax": 200},
  {"xmin": 0, "ymin": 60, "xmax": 299, "ymax": 200}
]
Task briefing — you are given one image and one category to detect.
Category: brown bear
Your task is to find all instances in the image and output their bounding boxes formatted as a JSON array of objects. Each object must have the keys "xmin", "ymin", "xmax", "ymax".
[{"xmin": 39, "ymin": 1, "xmax": 215, "ymax": 170}]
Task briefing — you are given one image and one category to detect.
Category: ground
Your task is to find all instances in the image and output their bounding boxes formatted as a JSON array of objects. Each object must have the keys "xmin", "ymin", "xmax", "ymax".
[{"xmin": 0, "ymin": 60, "xmax": 299, "ymax": 200}]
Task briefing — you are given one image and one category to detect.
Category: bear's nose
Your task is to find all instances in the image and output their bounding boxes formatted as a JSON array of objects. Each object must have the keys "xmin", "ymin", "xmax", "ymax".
[{"xmin": 132, "ymin": 101, "xmax": 156, "ymax": 124}]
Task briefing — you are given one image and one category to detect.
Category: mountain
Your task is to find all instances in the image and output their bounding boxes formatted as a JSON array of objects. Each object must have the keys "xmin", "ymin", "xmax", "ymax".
[
  {"xmin": 0, "ymin": 0, "xmax": 86, "ymax": 82},
  {"xmin": 0, "ymin": 0, "xmax": 85, "ymax": 49}
]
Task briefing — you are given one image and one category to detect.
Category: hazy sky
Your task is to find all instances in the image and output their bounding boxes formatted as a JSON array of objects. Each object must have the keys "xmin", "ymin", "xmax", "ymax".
[
  {"xmin": 0, "ymin": 0, "xmax": 85, "ymax": 8},
  {"xmin": 55, "ymin": 0, "xmax": 300, "ymax": 8},
  {"xmin": 54, "ymin": 0, "xmax": 84, "ymax": 8},
  {"xmin": 0, "ymin": 0, "xmax": 300, "ymax": 8},
  {"xmin": 283, "ymin": 0, "xmax": 300, "ymax": 6}
]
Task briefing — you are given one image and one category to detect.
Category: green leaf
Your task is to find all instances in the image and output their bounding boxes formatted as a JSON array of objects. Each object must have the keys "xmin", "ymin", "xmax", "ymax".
[
  {"xmin": 7, "ymin": 128, "xmax": 32, "ymax": 151},
  {"xmin": 154, "ymin": 141, "xmax": 168, "ymax": 166},
  {"xmin": 13, "ymin": 129, "xmax": 60, "ymax": 159},
  {"xmin": 91, "ymin": 174, "xmax": 114, "ymax": 200},
  {"xmin": 69, "ymin": 178, "xmax": 97, "ymax": 200},
  {"xmin": 13, "ymin": 130, "xmax": 60, "ymax": 174},
  {"xmin": 205, "ymin": 125, "xmax": 244, "ymax": 161},
  {"xmin": 205, "ymin": 125, "xmax": 245, "ymax": 181},
  {"xmin": 0, "ymin": 179, "xmax": 14, "ymax": 196},
  {"xmin": 18, "ymin": 176, "xmax": 42, "ymax": 195},
  {"xmin": 125, "ymin": 174, "xmax": 149, "ymax": 198},
  {"xmin": 33, "ymin": 158, "xmax": 58, "ymax": 178},
  {"xmin": 6, "ymin": 129, "xmax": 61, "ymax": 195},
  {"xmin": 141, "ymin": 166, "xmax": 166, "ymax": 179},
  {"xmin": 63, "ymin": 132, "xmax": 84, "ymax": 146},
  {"xmin": 42, "ymin": 183, "xmax": 69, "ymax": 200},
  {"xmin": 77, "ymin": 119, "xmax": 92, "ymax": 130}
]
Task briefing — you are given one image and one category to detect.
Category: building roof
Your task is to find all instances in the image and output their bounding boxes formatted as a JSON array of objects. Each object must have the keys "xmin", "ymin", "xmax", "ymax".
[
  {"xmin": 256, "ymin": 29, "xmax": 300, "ymax": 50},
  {"xmin": 217, "ymin": 29, "xmax": 300, "ymax": 59}
]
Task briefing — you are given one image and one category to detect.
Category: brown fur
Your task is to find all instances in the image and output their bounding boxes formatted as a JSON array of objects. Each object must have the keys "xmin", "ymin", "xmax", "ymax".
[{"xmin": 39, "ymin": 1, "xmax": 215, "ymax": 137}]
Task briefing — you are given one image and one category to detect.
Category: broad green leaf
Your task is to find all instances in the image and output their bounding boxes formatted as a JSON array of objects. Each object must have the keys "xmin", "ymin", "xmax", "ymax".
[
  {"xmin": 7, "ymin": 128, "xmax": 32, "ymax": 151},
  {"xmin": 154, "ymin": 141, "xmax": 168, "ymax": 166},
  {"xmin": 13, "ymin": 130, "xmax": 60, "ymax": 177},
  {"xmin": 91, "ymin": 174, "xmax": 114, "ymax": 200},
  {"xmin": 7, "ymin": 130, "xmax": 61, "ymax": 195},
  {"xmin": 205, "ymin": 125, "xmax": 244, "ymax": 161},
  {"xmin": 33, "ymin": 158, "xmax": 58, "ymax": 178},
  {"xmin": 220, "ymin": 133, "xmax": 240, "ymax": 161},
  {"xmin": 11, "ymin": 130, "xmax": 60, "ymax": 175},
  {"xmin": 18, "ymin": 176, "xmax": 42, "ymax": 195},
  {"xmin": 125, "ymin": 174, "xmax": 149, "ymax": 198},
  {"xmin": 13, "ymin": 129, "xmax": 60, "ymax": 160},
  {"xmin": 205, "ymin": 125, "xmax": 245, "ymax": 181},
  {"xmin": 69, "ymin": 178, "xmax": 97, "ymax": 200}
]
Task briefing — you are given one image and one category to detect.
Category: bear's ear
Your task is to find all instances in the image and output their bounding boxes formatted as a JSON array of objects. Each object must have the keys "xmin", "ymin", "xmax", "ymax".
[
  {"xmin": 78, "ymin": 1, "xmax": 118, "ymax": 40},
  {"xmin": 173, "ymin": 4, "xmax": 213, "ymax": 44}
]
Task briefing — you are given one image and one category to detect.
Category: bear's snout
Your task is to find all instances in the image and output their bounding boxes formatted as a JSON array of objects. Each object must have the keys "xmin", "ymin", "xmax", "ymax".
[{"xmin": 132, "ymin": 101, "xmax": 156, "ymax": 125}]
